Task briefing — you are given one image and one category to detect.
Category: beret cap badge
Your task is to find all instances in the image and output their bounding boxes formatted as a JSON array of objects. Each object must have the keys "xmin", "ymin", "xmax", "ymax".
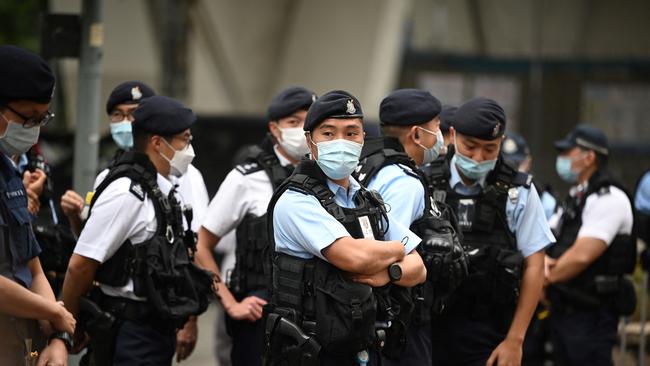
[
  {"xmin": 492, "ymin": 122, "xmax": 501, "ymax": 138},
  {"xmin": 131, "ymin": 86, "xmax": 143, "ymax": 100},
  {"xmin": 346, "ymin": 99, "xmax": 356, "ymax": 115}
]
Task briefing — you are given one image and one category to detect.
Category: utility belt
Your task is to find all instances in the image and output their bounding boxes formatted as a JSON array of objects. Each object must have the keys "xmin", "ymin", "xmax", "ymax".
[
  {"xmin": 78, "ymin": 290, "xmax": 177, "ymax": 366},
  {"xmin": 548, "ymin": 275, "xmax": 636, "ymax": 316},
  {"xmin": 0, "ymin": 314, "xmax": 44, "ymax": 366}
]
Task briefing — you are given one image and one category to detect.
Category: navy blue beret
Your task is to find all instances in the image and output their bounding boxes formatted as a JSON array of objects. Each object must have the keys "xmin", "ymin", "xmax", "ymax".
[
  {"xmin": 379, "ymin": 89, "xmax": 441, "ymax": 126},
  {"xmin": 439, "ymin": 105, "xmax": 457, "ymax": 133},
  {"xmin": 304, "ymin": 90, "xmax": 363, "ymax": 132},
  {"xmin": 267, "ymin": 86, "xmax": 317, "ymax": 120},
  {"xmin": 454, "ymin": 97, "xmax": 506, "ymax": 140},
  {"xmin": 554, "ymin": 124, "xmax": 609, "ymax": 155},
  {"xmin": 106, "ymin": 81, "xmax": 156, "ymax": 115},
  {"xmin": 0, "ymin": 45, "xmax": 55, "ymax": 104},
  {"xmin": 132, "ymin": 96, "xmax": 195, "ymax": 136}
]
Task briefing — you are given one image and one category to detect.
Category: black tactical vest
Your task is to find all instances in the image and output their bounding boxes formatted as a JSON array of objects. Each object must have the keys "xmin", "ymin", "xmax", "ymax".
[
  {"xmin": 427, "ymin": 148, "xmax": 529, "ymax": 314},
  {"xmin": 229, "ymin": 144, "xmax": 292, "ymax": 298},
  {"xmin": 88, "ymin": 151, "xmax": 213, "ymax": 324},
  {"xmin": 354, "ymin": 137, "xmax": 467, "ymax": 323},
  {"xmin": 266, "ymin": 160, "xmax": 388, "ymax": 356},
  {"xmin": 547, "ymin": 169, "xmax": 637, "ymax": 308}
]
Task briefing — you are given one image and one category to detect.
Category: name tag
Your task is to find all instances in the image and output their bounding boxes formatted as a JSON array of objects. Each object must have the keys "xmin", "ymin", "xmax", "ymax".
[{"xmin": 358, "ymin": 216, "xmax": 375, "ymax": 240}]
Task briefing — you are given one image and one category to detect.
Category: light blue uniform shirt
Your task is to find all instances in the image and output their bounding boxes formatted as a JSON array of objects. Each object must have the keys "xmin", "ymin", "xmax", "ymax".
[
  {"xmin": 449, "ymin": 156, "xmax": 555, "ymax": 257},
  {"xmin": 273, "ymin": 176, "xmax": 421, "ymax": 260},
  {"xmin": 366, "ymin": 164, "xmax": 425, "ymax": 227},
  {"xmin": 635, "ymin": 171, "xmax": 650, "ymax": 215}
]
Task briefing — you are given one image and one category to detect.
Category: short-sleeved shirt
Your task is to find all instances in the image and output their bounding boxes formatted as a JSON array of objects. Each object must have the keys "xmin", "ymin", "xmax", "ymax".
[
  {"xmin": 202, "ymin": 146, "xmax": 292, "ymax": 276},
  {"xmin": 76, "ymin": 173, "xmax": 178, "ymax": 300},
  {"xmin": 635, "ymin": 171, "xmax": 650, "ymax": 215},
  {"xmin": 95, "ymin": 164, "xmax": 208, "ymax": 233},
  {"xmin": 366, "ymin": 164, "xmax": 425, "ymax": 227},
  {"xmin": 549, "ymin": 184, "xmax": 633, "ymax": 246},
  {"xmin": 273, "ymin": 175, "xmax": 421, "ymax": 261},
  {"xmin": 449, "ymin": 156, "xmax": 555, "ymax": 257},
  {"xmin": 0, "ymin": 154, "xmax": 41, "ymax": 288}
]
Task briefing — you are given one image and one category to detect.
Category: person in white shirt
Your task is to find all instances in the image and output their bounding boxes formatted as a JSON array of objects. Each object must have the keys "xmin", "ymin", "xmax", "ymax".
[
  {"xmin": 61, "ymin": 96, "xmax": 210, "ymax": 366},
  {"xmin": 194, "ymin": 86, "xmax": 316, "ymax": 366},
  {"xmin": 546, "ymin": 124, "xmax": 636, "ymax": 366}
]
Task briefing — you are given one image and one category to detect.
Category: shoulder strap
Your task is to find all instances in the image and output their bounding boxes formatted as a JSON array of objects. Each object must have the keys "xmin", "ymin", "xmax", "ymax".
[
  {"xmin": 355, "ymin": 136, "xmax": 417, "ymax": 186},
  {"xmin": 90, "ymin": 151, "xmax": 181, "ymax": 240},
  {"xmin": 244, "ymin": 144, "xmax": 291, "ymax": 189}
]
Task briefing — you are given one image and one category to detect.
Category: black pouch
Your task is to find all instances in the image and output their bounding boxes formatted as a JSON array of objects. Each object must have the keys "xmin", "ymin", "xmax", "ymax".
[
  {"xmin": 142, "ymin": 236, "xmax": 214, "ymax": 326},
  {"xmin": 382, "ymin": 286, "xmax": 414, "ymax": 359},
  {"xmin": 493, "ymin": 248, "xmax": 524, "ymax": 305},
  {"xmin": 614, "ymin": 277, "xmax": 637, "ymax": 316},
  {"xmin": 314, "ymin": 261, "xmax": 376, "ymax": 355}
]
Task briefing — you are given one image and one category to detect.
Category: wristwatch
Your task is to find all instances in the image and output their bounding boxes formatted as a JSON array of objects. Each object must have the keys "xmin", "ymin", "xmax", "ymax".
[
  {"xmin": 49, "ymin": 331, "xmax": 73, "ymax": 351},
  {"xmin": 388, "ymin": 263, "xmax": 402, "ymax": 282}
]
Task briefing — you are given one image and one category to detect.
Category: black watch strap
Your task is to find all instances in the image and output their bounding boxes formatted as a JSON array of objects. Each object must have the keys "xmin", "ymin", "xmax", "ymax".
[{"xmin": 49, "ymin": 331, "xmax": 73, "ymax": 351}]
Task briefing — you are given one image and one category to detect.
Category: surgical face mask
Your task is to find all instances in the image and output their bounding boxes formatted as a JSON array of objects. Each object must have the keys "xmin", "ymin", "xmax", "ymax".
[
  {"xmin": 312, "ymin": 138, "xmax": 363, "ymax": 180},
  {"xmin": 110, "ymin": 120, "xmax": 133, "ymax": 149},
  {"xmin": 0, "ymin": 114, "xmax": 40, "ymax": 156},
  {"xmin": 453, "ymin": 136, "xmax": 497, "ymax": 181},
  {"xmin": 160, "ymin": 139, "xmax": 195, "ymax": 177},
  {"xmin": 416, "ymin": 126, "xmax": 443, "ymax": 166},
  {"xmin": 555, "ymin": 155, "xmax": 581, "ymax": 183},
  {"xmin": 278, "ymin": 127, "xmax": 309, "ymax": 160}
]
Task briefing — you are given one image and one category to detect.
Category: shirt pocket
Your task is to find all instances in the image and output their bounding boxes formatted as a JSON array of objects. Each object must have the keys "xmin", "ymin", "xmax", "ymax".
[{"xmin": 9, "ymin": 206, "xmax": 39, "ymax": 262}]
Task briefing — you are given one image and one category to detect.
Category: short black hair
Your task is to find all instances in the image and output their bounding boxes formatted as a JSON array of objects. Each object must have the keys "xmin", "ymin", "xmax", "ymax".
[
  {"xmin": 132, "ymin": 127, "xmax": 151, "ymax": 152},
  {"xmin": 579, "ymin": 147, "xmax": 608, "ymax": 168}
]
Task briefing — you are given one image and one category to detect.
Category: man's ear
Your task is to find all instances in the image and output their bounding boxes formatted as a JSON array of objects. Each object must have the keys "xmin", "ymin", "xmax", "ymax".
[{"xmin": 268, "ymin": 121, "xmax": 280, "ymax": 140}]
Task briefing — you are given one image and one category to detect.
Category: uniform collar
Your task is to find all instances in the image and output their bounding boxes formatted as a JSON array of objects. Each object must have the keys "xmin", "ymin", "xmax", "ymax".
[
  {"xmin": 449, "ymin": 155, "xmax": 487, "ymax": 194},
  {"xmin": 273, "ymin": 145, "xmax": 293, "ymax": 167},
  {"xmin": 326, "ymin": 175, "xmax": 361, "ymax": 207},
  {"xmin": 158, "ymin": 173, "xmax": 175, "ymax": 195}
]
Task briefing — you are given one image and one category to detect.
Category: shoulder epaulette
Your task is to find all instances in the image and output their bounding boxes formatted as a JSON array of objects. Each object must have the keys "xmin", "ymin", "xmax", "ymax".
[
  {"xmin": 235, "ymin": 161, "xmax": 264, "ymax": 175},
  {"xmin": 129, "ymin": 181, "xmax": 146, "ymax": 201}
]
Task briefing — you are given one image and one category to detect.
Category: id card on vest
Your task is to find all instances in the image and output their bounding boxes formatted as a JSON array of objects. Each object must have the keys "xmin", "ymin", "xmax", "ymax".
[{"xmin": 358, "ymin": 216, "xmax": 375, "ymax": 239}]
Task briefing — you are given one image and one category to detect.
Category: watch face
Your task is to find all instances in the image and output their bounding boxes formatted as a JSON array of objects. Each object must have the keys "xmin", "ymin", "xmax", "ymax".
[{"xmin": 389, "ymin": 264, "xmax": 402, "ymax": 281}]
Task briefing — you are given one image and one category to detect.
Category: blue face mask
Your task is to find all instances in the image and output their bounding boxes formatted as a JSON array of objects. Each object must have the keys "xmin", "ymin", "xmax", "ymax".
[
  {"xmin": 110, "ymin": 120, "xmax": 133, "ymax": 149},
  {"xmin": 453, "ymin": 136, "xmax": 497, "ymax": 180},
  {"xmin": 313, "ymin": 138, "xmax": 363, "ymax": 180},
  {"xmin": 416, "ymin": 126, "xmax": 443, "ymax": 166},
  {"xmin": 556, "ymin": 156, "xmax": 579, "ymax": 183}
]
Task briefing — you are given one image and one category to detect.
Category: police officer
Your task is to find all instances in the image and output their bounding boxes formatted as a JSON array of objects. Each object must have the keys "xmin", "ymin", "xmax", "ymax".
[
  {"xmin": 194, "ymin": 86, "xmax": 316, "ymax": 366},
  {"xmin": 501, "ymin": 132, "xmax": 557, "ymax": 219},
  {"xmin": 265, "ymin": 90, "xmax": 425, "ymax": 365},
  {"xmin": 61, "ymin": 96, "xmax": 212, "ymax": 366},
  {"xmin": 545, "ymin": 125, "xmax": 636, "ymax": 365},
  {"xmin": 353, "ymin": 89, "xmax": 465, "ymax": 365},
  {"xmin": 0, "ymin": 44, "xmax": 75, "ymax": 366},
  {"xmin": 60, "ymin": 81, "xmax": 209, "ymax": 361},
  {"xmin": 439, "ymin": 104, "xmax": 457, "ymax": 152},
  {"xmin": 428, "ymin": 97, "xmax": 554, "ymax": 366}
]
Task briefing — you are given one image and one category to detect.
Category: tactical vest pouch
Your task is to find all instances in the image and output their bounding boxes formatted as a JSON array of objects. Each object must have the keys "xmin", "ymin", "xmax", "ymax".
[
  {"xmin": 232, "ymin": 213, "xmax": 270, "ymax": 297},
  {"xmin": 314, "ymin": 260, "xmax": 376, "ymax": 355},
  {"xmin": 493, "ymin": 248, "xmax": 524, "ymax": 305},
  {"xmin": 95, "ymin": 242, "xmax": 133, "ymax": 287},
  {"xmin": 381, "ymin": 286, "xmax": 414, "ymax": 359},
  {"xmin": 614, "ymin": 277, "xmax": 637, "ymax": 316},
  {"xmin": 140, "ymin": 235, "xmax": 214, "ymax": 326}
]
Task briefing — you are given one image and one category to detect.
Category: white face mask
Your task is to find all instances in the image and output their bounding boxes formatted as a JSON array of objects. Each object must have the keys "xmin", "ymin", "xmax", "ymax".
[
  {"xmin": 278, "ymin": 127, "xmax": 309, "ymax": 161},
  {"xmin": 160, "ymin": 139, "xmax": 195, "ymax": 177},
  {"xmin": 0, "ymin": 114, "xmax": 40, "ymax": 156}
]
